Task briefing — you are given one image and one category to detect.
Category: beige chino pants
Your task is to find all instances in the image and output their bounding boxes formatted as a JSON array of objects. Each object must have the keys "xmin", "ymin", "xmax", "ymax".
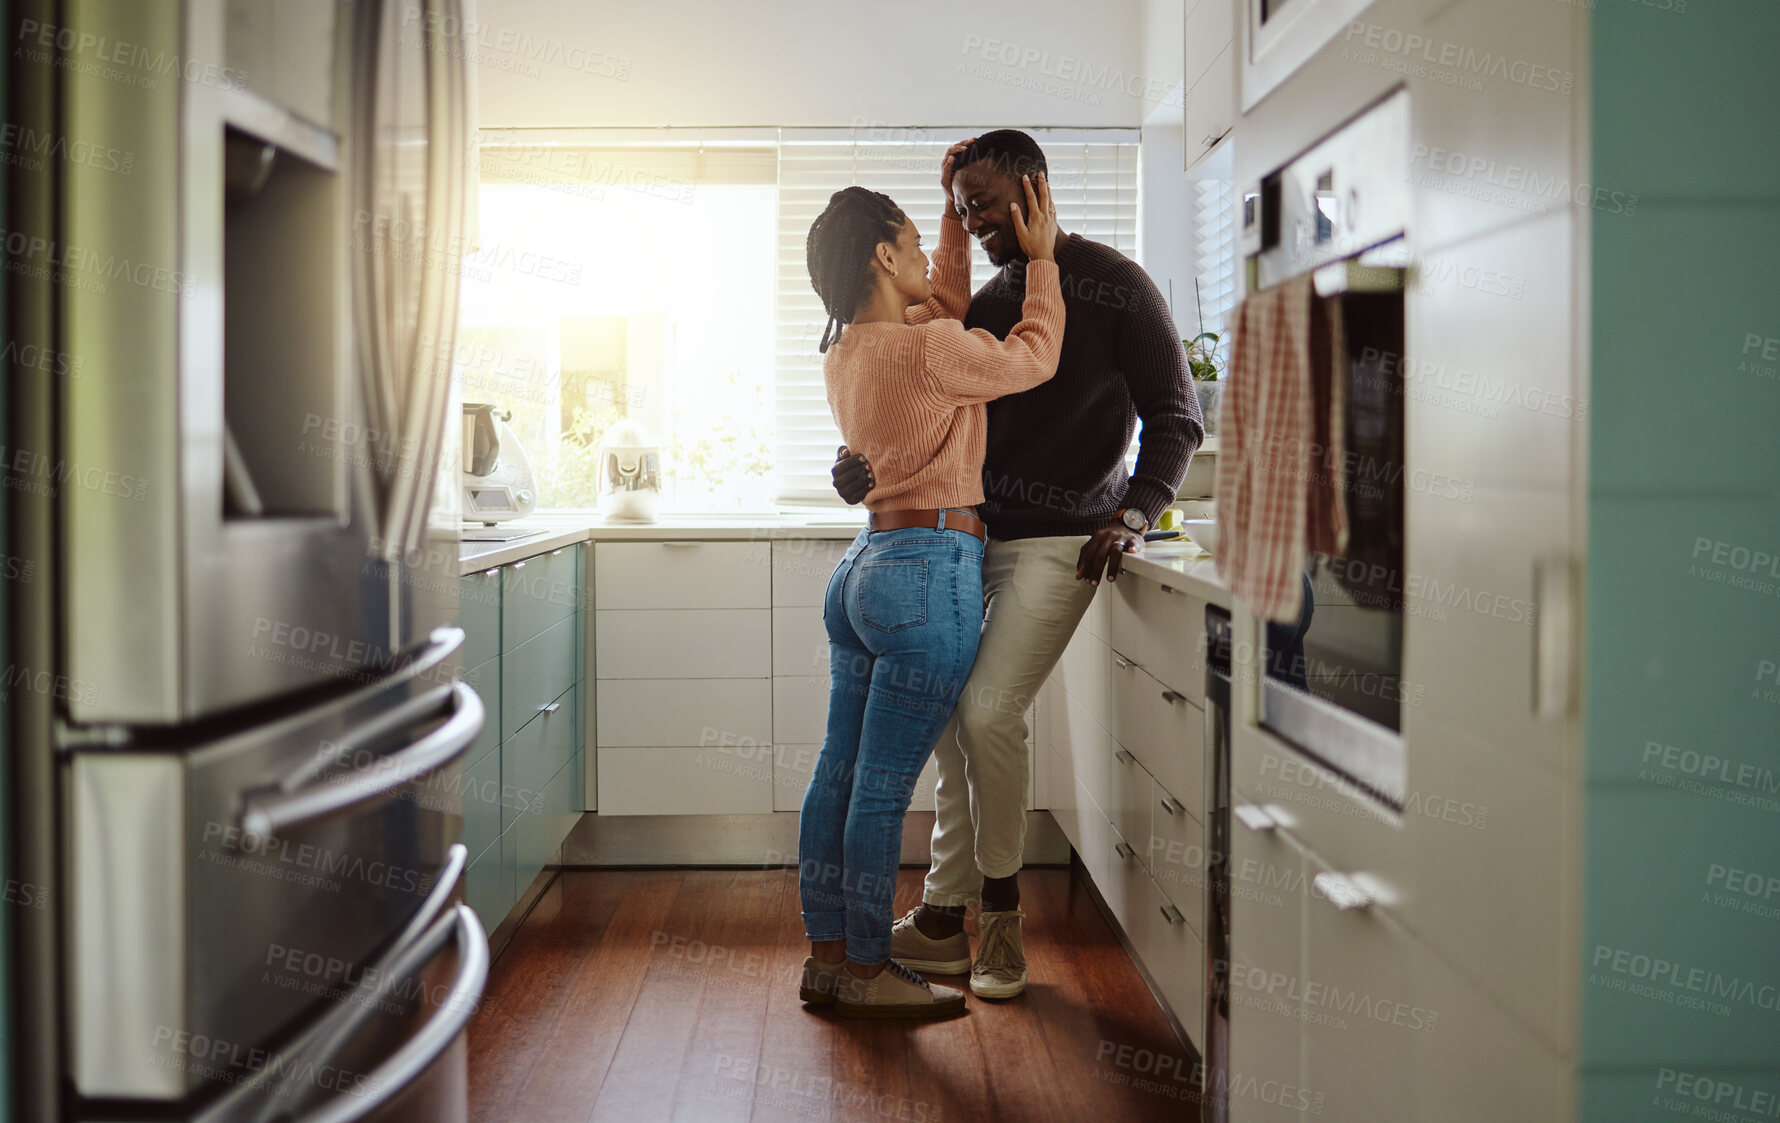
[{"xmin": 923, "ymin": 534, "xmax": 1098, "ymax": 908}]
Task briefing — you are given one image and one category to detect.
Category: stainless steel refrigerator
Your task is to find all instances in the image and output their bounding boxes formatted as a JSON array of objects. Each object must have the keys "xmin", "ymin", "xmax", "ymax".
[{"xmin": 16, "ymin": 1, "xmax": 486, "ymax": 1119}]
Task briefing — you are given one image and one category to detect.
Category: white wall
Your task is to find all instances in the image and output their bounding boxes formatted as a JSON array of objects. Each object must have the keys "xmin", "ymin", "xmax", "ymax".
[
  {"xmin": 471, "ymin": 0, "xmax": 1148, "ymax": 128},
  {"xmin": 1137, "ymin": 0, "xmax": 1193, "ymax": 338}
]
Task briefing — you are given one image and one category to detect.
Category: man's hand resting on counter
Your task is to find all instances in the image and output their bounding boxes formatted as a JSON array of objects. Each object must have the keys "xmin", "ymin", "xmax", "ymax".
[
  {"xmin": 1077, "ymin": 520, "xmax": 1145, "ymax": 585},
  {"xmin": 832, "ymin": 446, "xmax": 874, "ymax": 505}
]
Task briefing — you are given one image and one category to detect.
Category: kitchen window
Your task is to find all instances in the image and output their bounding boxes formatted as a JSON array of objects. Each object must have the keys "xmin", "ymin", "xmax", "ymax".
[
  {"xmin": 459, "ymin": 144, "xmax": 780, "ymax": 514},
  {"xmin": 462, "ymin": 130, "xmax": 1138, "ymax": 512}
]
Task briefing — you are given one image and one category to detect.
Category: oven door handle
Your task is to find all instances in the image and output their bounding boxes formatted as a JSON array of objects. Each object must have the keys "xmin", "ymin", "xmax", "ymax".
[{"xmin": 239, "ymin": 681, "xmax": 483, "ymax": 845}]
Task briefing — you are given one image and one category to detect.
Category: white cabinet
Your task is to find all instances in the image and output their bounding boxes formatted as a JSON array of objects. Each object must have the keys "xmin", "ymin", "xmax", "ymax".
[
  {"xmin": 594, "ymin": 540, "xmax": 773, "ymax": 815},
  {"xmin": 594, "ymin": 541, "xmax": 770, "ymax": 609},
  {"xmin": 1184, "ymin": 0, "xmax": 1237, "ymax": 172},
  {"xmin": 593, "ymin": 610, "xmax": 770, "ymax": 679},
  {"xmin": 596, "ymin": 678, "xmax": 770, "ymax": 748},
  {"xmin": 597, "ymin": 746, "xmax": 772, "ymax": 816},
  {"xmin": 1043, "ymin": 570, "xmax": 1222, "ymax": 1047},
  {"xmin": 1228, "ymin": 792, "xmax": 1309, "ymax": 1123}
]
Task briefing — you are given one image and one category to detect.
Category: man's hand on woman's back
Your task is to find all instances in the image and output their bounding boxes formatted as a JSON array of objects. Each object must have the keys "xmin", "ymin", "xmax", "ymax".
[{"xmin": 832, "ymin": 446, "xmax": 874, "ymax": 505}]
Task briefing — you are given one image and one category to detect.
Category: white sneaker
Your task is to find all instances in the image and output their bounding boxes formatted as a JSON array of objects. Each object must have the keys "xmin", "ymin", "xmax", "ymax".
[
  {"xmin": 835, "ymin": 959, "xmax": 968, "ymax": 1020},
  {"xmin": 889, "ymin": 908, "xmax": 972, "ymax": 974},
  {"xmin": 970, "ymin": 909, "xmax": 1028, "ymax": 999}
]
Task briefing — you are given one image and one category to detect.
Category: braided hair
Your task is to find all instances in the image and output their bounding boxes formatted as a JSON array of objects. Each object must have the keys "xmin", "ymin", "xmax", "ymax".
[{"xmin": 805, "ymin": 186, "xmax": 907, "ymax": 353}]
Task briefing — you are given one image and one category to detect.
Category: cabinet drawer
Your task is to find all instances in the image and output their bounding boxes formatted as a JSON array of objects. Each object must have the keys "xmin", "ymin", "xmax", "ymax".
[
  {"xmin": 1056, "ymin": 627, "xmax": 1114, "ymax": 737},
  {"xmin": 464, "ymin": 840, "xmax": 514, "ymax": 934},
  {"xmin": 1300, "ymin": 846, "xmax": 1421, "ymax": 1123},
  {"xmin": 501, "ymin": 685, "xmax": 577, "ymax": 834},
  {"xmin": 460, "ymin": 748, "xmax": 502, "ymax": 865},
  {"xmin": 1105, "ymin": 576, "xmax": 1207, "ymax": 704},
  {"xmin": 772, "ymin": 605, "xmax": 828, "ymax": 676},
  {"xmin": 773, "ymin": 673, "xmax": 829, "ymax": 746},
  {"xmin": 594, "ymin": 541, "xmax": 770, "ymax": 609},
  {"xmin": 1055, "ymin": 692, "xmax": 1115, "ymax": 817},
  {"xmin": 1115, "ymin": 659, "xmax": 1206, "ymax": 822},
  {"xmin": 596, "ymin": 745, "xmax": 773, "ymax": 815},
  {"xmin": 1133, "ymin": 874, "xmax": 1205, "ymax": 1048},
  {"xmin": 513, "ymin": 756, "xmax": 580, "ymax": 893},
  {"xmin": 772, "ymin": 538, "xmax": 852, "ymax": 606},
  {"xmin": 1229, "ymin": 786, "xmax": 1309, "ymax": 1101},
  {"xmin": 1048, "ymin": 747, "xmax": 1085, "ymax": 851},
  {"xmin": 459, "ymin": 569, "xmax": 502, "ymax": 670},
  {"xmin": 1147, "ymin": 780, "xmax": 1206, "ymax": 927},
  {"xmin": 502, "ymin": 546, "xmax": 580, "ymax": 653},
  {"xmin": 501, "ymin": 615, "xmax": 577, "ymax": 743},
  {"xmin": 1109, "ymin": 746, "xmax": 1152, "ymax": 867},
  {"xmin": 596, "ymin": 678, "xmax": 770, "ymax": 749},
  {"xmin": 460, "ymin": 657, "xmax": 500, "ymax": 768},
  {"xmin": 594, "ymin": 609, "xmax": 770, "ymax": 679}
]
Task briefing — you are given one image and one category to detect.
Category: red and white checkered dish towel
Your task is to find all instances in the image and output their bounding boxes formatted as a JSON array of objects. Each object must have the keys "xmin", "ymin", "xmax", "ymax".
[{"xmin": 1214, "ymin": 275, "xmax": 1347, "ymax": 621}]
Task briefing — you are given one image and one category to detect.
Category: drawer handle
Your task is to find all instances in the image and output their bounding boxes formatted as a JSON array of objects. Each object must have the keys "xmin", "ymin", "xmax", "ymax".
[
  {"xmin": 1158, "ymin": 903, "xmax": 1186, "ymax": 925},
  {"xmin": 1160, "ymin": 689, "xmax": 1184, "ymax": 704},
  {"xmin": 1313, "ymin": 871, "xmax": 1377, "ymax": 912},
  {"xmin": 662, "ymin": 541, "xmax": 702, "ymax": 548},
  {"xmin": 1115, "ymin": 841, "xmax": 1136, "ymax": 860},
  {"xmin": 1159, "ymin": 584, "xmax": 1178, "ymax": 596},
  {"xmin": 540, "ymin": 702, "xmax": 561, "ymax": 714},
  {"xmin": 1114, "ymin": 749, "xmax": 1135, "ymax": 765},
  {"xmin": 1113, "ymin": 654, "xmax": 1134, "ymax": 670},
  {"xmin": 1158, "ymin": 797, "xmax": 1179, "ymax": 816},
  {"xmin": 1233, "ymin": 804, "xmax": 1277, "ymax": 832}
]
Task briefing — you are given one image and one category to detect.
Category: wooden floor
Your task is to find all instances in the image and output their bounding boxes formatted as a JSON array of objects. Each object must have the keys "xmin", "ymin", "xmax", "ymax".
[{"xmin": 466, "ymin": 867, "xmax": 1203, "ymax": 1123}]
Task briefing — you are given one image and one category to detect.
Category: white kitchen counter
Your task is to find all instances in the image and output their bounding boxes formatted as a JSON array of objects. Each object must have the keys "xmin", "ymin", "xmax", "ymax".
[
  {"xmin": 456, "ymin": 511, "xmax": 865, "ymax": 575},
  {"xmin": 1120, "ymin": 537, "xmax": 1229, "ymax": 606},
  {"xmin": 457, "ymin": 512, "xmax": 1232, "ymax": 606}
]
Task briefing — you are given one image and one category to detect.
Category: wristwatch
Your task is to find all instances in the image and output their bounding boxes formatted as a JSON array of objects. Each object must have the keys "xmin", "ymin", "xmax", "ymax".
[{"xmin": 1117, "ymin": 507, "xmax": 1148, "ymax": 533}]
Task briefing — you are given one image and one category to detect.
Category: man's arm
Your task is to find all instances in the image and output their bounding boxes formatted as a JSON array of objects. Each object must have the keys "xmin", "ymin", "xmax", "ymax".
[{"xmin": 1077, "ymin": 262, "xmax": 1205, "ymax": 585}]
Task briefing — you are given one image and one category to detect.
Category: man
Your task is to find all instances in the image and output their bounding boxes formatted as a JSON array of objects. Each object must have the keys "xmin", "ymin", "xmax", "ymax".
[{"xmin": 831, "ymin": 130, "xmax": 1203, "ymax": 999}]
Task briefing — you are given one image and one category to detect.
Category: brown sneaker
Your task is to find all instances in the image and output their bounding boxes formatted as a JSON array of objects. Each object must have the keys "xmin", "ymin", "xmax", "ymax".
[
  {"xmin": 970, "ymin": 909, "xmax": 1028, "ymax": 999},
  {"xmin": 889, "ymin": 908, "xmax": 972, "ymax": 974},
  {"xmin": 799, "ymin": 956, "xmax": 845, "ymax": 1004},
  {"xmin": 835, "ymin": 959, "xmax": 967, "ymax": 1020}
]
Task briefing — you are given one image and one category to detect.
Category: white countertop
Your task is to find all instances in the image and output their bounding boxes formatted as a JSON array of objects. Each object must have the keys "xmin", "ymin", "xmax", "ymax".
[
  {"xmin": 457, "ymin": 511, "xmax": 1230, "ymax": 607},
  {"xmin": 1121, "ymin": 538, "xmax": 1229, "ymax": 605},
  {"xmin": 457, "ymin": 511, "xmax": 866, "ymax": 574}
]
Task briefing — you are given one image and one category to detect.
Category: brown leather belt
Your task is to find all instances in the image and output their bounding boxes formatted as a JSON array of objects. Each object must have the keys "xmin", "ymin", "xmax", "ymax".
[{"xmin": 867, "ymin": 507, "xmax": 987, "ymax": 542}]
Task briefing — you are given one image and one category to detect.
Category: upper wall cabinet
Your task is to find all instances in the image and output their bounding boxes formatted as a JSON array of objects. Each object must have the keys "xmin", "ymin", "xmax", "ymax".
[{"xmin": 1184, "ymin": 0, "xmax": 1237, "ymax": 172}]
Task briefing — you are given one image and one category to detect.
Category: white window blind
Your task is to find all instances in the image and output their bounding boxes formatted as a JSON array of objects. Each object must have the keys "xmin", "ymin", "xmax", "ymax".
[
  {"xmin": 1191, "ymin": 178, "xmax": 1241, "ymax": 338},
  {"xmin": 774, "ymin": 131, "xmax": 1140, "ymax": 503}
]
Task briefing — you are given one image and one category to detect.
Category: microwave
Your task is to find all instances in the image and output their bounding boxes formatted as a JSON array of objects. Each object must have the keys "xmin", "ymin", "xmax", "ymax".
[
  {"xmin": 1242, "ymin": 89, "xmax": 1411, "ymax": 806},
  {"xmin": 1242, "ymin": 0, "xmax": 1380, "ymax": 110}
]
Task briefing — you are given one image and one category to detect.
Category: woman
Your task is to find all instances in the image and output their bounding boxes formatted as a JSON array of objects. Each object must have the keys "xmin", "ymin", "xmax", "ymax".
[{"xmin": 796, "ymin": 147, "xmax": 1062, "ymax": 1020}]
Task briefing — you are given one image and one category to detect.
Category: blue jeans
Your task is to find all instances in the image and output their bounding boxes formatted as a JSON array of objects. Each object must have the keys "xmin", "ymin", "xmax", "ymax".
[{"xmin": 798, "ymin": 521, "xmax": 985, "ymax": 964}]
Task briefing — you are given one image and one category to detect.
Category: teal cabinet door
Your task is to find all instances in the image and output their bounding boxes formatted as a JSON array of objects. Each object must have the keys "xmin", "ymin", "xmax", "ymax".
[
  {"xmin": 500, "ymin": 686, "xmax": 576, "ymax": 836},
  {"xmin": 500, "ymin": 616, "xmax": 575, "ymax": 743},
  {"xmin": 459, "ymin": 657, "xmax": 500, "ymax": 770},
  {"xmin": 461, "ymin": 747, "xmax": 502, "ymax": 865},
  {"xmin": 459, "ymin": 569, "xmax": 501, "ymax": 669},
  {"xmin": 501, "ymin": 547, "xmax": 579, "ymax": 654}
]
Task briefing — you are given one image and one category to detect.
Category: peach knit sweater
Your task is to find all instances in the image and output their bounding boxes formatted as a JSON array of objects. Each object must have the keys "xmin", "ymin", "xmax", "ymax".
[{"xmin": 823, "ymin": 215, "xmax": 1064, "ymax": 513}]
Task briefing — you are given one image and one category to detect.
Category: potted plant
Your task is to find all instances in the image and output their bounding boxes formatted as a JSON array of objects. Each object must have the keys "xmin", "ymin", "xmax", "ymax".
[{"xmin": 1184, "ymin": 279, "xmax": 1225, "ymax": 433}]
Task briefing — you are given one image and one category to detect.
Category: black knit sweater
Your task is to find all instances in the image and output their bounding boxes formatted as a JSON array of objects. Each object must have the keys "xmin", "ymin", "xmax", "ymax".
[{"xmin": 967, "ymin": 234, "xmax": 1204, "ymax": 540}]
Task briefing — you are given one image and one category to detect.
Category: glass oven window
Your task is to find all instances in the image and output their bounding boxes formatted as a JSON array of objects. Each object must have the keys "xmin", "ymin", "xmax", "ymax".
[{"xmin": 1263, "ymin": 292, "xmax": 1407, "ymax": 739}]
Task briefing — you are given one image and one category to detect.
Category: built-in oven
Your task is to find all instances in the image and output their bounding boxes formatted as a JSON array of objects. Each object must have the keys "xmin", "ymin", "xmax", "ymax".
[{"xmin": 1240, "ymin": 88, "xmax": 1411, "ymax": 806}]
